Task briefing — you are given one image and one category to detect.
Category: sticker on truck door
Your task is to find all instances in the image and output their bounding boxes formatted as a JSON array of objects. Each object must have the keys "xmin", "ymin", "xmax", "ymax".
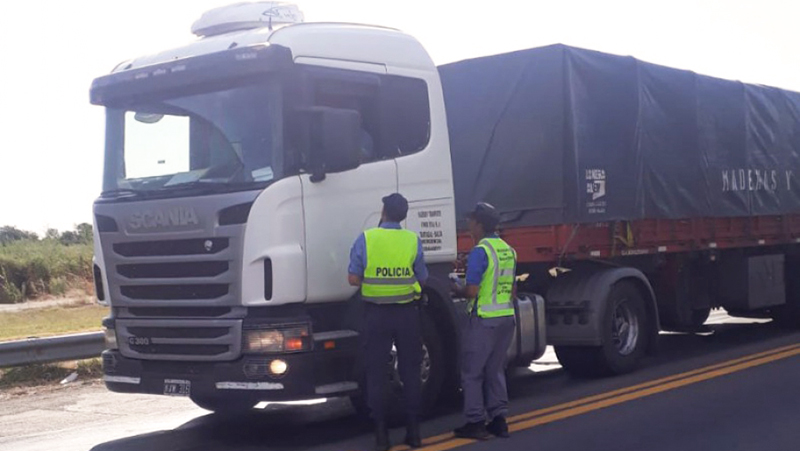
[{"xmin": 164, "ymin": 379, "xmax": 191, "ymax": 397}]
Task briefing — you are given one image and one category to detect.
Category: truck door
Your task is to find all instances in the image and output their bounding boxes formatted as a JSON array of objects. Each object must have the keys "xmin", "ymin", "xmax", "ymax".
[
  {"xmin": 391, "ymin": 73, "xmax": 458, "ymax": 264},
  {"xmin": 299, "ymin": 64, "xmax": 398, "ymax": 303}
]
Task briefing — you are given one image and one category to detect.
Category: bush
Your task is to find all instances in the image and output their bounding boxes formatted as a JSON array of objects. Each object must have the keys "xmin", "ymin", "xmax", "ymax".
[
  {"xmin": 49, "ymin": 277, "xmax": 69, "ymax": 297},
  {"xmin": 0, "ymin": 267, "xmax": 24, "ymax": 303},
  {"xmin": 0, "ymin": 226, "xmax": 94, "ymax": 303}
]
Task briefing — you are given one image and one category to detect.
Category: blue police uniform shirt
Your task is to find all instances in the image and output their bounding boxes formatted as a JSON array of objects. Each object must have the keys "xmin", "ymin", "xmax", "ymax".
[
  {"xmin": 465, "ymin": 233, "xmax": 499, "ymax": 286},
  {"xmin": 349, "ymin": 222, "xmax": 429, "ymax": 283}
]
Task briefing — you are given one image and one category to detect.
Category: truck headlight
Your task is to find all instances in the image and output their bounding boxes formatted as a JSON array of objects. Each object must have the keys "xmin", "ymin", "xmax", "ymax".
[
  {"xmin": 244, "ymin": 330, "xmax": 283, "ymax": 353},
  {"xmin": 104, "ymin": 327, "xmax": 118, "ymax": 350},
  {"xmin": 243, "ymin": 325, "xmax": 310, "ymax": 354}
]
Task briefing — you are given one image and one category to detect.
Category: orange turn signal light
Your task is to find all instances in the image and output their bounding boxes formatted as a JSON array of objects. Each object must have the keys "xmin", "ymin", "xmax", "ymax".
[{"xmin": 285, "ymin": 337, "xmax": 304, "ymax": 351}]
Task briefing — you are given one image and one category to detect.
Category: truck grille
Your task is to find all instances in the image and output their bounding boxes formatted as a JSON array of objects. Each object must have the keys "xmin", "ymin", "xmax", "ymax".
[
  {"xmin": 95, "ymin": 189, "xmax": 261, "ymax": 362},
  {"xmin": 124, "ymin": 307, "xmax": 238, "ymax": 318},
  {"xmin": 107, "ymin": 237, "xmax": 239, "ymax": 307},
  {"xmin": 116, "ymin": 319, "xmax": 242, "ymax": 361},
  {"xmin": 117, "ymin": 262, "xmax": 229, "ymax": 279},
  {"xmin": 114, "ymin": 238, "xmax": 230, "ymax": 257},
  {"xmin": 107, "ymin": 237, "xmax": 243, "ymax": 360},
  {"xmin": 121, "ymin": 284, "xmax": 229, "ymax": 300}
]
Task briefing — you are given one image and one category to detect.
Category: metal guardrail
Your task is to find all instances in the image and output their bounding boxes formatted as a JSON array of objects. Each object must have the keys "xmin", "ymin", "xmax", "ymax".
[{"xmin": 0, "ymin": 332, "xmax": 104, "ymax": 368}]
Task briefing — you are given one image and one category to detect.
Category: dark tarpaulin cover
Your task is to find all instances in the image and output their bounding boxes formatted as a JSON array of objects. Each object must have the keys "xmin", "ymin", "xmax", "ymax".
[{"xmin": 439, "ymin": 44, "xmax": 800, "ymax": 227}]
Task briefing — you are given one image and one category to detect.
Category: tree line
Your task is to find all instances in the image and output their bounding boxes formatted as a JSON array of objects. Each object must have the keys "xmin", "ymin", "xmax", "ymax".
[{"xmin": 0, "ymin": 224, "xmax": 93, "ymax": 246}]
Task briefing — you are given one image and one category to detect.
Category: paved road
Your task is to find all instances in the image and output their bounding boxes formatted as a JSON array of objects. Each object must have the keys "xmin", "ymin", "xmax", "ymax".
[{"xmin": 2, "ymin": 311, "xmax": 798, "ymax": 451}]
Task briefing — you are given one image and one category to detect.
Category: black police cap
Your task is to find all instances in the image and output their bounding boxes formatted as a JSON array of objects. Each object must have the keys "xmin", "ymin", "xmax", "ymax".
[
  {"xmin": 382, "ymin": 193, "xmax": 409, "ymax": 220},
  {"xmin": 467, "ymin": 202, "xmax": 500, "ymax": 230}
]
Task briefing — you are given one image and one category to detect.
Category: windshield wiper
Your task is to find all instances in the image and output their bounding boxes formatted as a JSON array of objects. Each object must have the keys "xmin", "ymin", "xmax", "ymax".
[
  {"xmin": 101, "ymin": 188, "xmax": 146, "ymax": 198},
  {"xmin": 156, "ymin": 180, "xmax": 263, "ymax": 193}
]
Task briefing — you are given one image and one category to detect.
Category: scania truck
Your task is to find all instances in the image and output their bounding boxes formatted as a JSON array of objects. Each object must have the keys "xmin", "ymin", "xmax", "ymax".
[{"xmin": 92, "ymin": 1, "xmax": 800, "ymax": 414}]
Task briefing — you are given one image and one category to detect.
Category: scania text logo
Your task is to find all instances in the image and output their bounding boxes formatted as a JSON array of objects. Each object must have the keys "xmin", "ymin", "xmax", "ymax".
[{"xmin": 129, "ymin": 207, "xmax": 199, "ymax": 230}]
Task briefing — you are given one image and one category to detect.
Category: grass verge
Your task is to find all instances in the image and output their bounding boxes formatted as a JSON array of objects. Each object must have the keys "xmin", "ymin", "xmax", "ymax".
[
  {"xmin": 0, "ymin": 359, "xmax": 103, "ymax": 390},
  {"xmin": 0, "ymin": 303, "xmax": 108, "ymax": 341},
  {"xmin": 0, "ymin": 239, "xmax": 93, "ymax": 303}
]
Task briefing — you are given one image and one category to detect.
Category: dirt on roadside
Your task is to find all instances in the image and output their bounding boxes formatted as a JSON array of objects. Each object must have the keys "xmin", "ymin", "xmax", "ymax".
[
  {"xmin": 0, "ymin": 377, "xmax": 104, "ymax": 402},
  {"xmin": 0, "ymin": 359, "xmax": 103, "ymax": 397},
  {"xmin": 0, "ymin": 292, "xmax": 96, "ymax": 313}
]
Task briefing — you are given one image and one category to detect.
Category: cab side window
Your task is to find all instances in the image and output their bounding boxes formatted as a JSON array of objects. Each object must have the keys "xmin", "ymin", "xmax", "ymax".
[
  {"xmin": 314, "ymin": 76, "xmax": 381, "ymax": 163},
  {"xmin": 379, "ymin": 76, "xmax": 430, "ymax": 158},
  {"xmin": 300, "ymin": 67, "xmax": 431, "ymax": 164},
  {"xmin": 283, "ymin": 67, "xmax": 431, "ymax": 172}
]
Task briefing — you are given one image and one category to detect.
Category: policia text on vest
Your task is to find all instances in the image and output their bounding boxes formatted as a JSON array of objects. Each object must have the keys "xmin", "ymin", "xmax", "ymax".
[{"xmin": 361, "ymin": 228, "xmax": 422, "ymax": 305}]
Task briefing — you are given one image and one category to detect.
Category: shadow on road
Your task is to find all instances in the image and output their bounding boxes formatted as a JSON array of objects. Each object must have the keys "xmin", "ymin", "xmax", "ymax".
[
  {"xmin": 90, "ymin": 397, "xmax": 371, "ymax": 451},
  {"xmin": 89, "ymin": 318, "xmax": 798, "ymax": 451}
]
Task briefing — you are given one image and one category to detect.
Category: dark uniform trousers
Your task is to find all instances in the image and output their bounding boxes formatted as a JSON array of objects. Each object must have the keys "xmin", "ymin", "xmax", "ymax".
[
  {"xmin": 461, "ymin": 314, "xmax": 516, "ymax": 423},
  {"xmin": 363, "ymin": 301, "xmax": 423, "ymax": 421}
]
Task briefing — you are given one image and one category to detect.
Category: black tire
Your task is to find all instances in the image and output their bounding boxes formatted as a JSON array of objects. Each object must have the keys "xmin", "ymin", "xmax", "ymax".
[
  {"xmin": 556, "ymin": 281, "xmax": 650, "ymax": 378},
  {"xmin": 350, "ymin": 306, "xmax": 445, "ymax": 424},
  {"xmin": 190, "ymin": 394, "xmax": 256, "ymax": 415}
]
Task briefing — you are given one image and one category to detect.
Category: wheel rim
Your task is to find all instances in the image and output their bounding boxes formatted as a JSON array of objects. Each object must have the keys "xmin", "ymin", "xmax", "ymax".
[
  {"xmin": 389, "ymin": 343, "xmax": 431, "ymax": 388},
  {"xmin": 611, "ymin": 298, "xmax": 640, "ymax": 356}
]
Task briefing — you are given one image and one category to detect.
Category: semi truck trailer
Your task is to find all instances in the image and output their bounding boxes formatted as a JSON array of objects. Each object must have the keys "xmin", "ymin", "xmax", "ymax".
[{"xmin": 91, "ymin": 2, "xmax": 800, "ymax": 415}]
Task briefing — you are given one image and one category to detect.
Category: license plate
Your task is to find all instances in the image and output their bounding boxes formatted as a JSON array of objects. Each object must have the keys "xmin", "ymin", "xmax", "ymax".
[{"xmin": 164, "ymin": 379, "xmax": 191, "ymax": 397}]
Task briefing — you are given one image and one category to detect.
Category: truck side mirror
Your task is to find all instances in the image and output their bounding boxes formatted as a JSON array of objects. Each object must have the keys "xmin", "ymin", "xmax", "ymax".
[{"xmin": 291, "ymin": 107, "xmax": 362, "ymax": 182}]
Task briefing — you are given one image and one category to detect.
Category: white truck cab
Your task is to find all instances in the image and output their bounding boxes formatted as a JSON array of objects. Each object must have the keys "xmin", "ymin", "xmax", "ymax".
[
  {"xmin": 92, "ymin": 1, "xmax": 459, "ymax": 411},
  {"xmin": 92, "ymin": 2, "xmax": 544, "ymax": 415}
]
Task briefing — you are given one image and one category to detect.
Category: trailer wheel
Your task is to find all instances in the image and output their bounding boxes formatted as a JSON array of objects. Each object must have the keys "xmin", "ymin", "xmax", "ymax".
[
  {"xmin": 556, "ymin": 281, "xmax": 649, "ymax": 377},
  {"xmin": 190, "ymin": 394, "xmax": 256, "ymax": 415},
  {"xmin": 350, "ymin": 306, "xmax": 445, "ymax": 424}
]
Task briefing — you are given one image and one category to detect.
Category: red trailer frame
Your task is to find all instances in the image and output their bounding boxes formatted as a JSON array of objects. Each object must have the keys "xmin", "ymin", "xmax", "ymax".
[{"xmin": 457, "ymin": 215, "xmax": 800, "ymax": 264}]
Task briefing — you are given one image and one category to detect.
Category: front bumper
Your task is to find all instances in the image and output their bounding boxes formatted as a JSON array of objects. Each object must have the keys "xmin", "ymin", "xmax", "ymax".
[{"xmin": 102, "ymin": 339, "xmax": 360, "ymax": 401}]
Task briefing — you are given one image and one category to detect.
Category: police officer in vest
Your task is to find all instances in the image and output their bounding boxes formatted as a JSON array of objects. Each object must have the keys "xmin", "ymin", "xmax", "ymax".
[
  {"xmin": 348, "ymin": 193, "xmax": 428, "ymax": 451},
  {"xmin": 452, "ymin": 202, "xmax": 517, "ymax": 440}
]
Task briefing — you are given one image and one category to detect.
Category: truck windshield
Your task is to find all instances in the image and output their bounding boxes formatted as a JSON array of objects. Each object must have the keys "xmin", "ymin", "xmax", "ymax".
[{"xmin": 102, "ymin": 79, "xmax": 282, "ymax": 198}]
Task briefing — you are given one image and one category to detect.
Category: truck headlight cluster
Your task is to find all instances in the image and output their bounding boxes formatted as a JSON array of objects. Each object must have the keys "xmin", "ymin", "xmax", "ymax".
[{"xmin": 243, "ymin": 325, "xmax": 310, "ymax": 354}]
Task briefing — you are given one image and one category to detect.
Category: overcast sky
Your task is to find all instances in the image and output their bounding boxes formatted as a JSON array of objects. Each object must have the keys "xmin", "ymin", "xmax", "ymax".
[{"xmin": 0, "ymin": 0, "xmax": 798, "ymax": 233}]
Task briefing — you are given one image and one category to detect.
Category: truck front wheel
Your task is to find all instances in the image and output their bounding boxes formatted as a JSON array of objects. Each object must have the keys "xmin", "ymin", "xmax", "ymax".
[{"xmin": 555, "ymin": 281, "xmax": 650, "ymax": 377}]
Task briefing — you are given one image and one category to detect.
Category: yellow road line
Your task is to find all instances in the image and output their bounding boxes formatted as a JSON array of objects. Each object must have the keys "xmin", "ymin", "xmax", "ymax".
[
  {"xmin": 506, "ymin": 342, "xmax": 800, "ymax": 424},
  {"xmin": 417, "ymin": 345, "xmax": 800, "ymax": 451},
  {"xmin": 394, "ymin": 342, "xmax": 800, "ymax": 450}
]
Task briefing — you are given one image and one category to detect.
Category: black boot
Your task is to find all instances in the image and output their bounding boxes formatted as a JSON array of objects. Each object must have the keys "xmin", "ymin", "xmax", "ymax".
[
  {"xmin": 453, "ymin": 421, "xmax": 490, "ymax": 440},
  {"xmin": 405, "ymin": 417, "xmax": 422, "ymax": 448},
  {"xmin": 375, "ymin": 421, "xmax": 390, "ymax": 451},
  {"xmin": 486, "ymin": 415, "xmax": 510, "ymax": 438}
]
